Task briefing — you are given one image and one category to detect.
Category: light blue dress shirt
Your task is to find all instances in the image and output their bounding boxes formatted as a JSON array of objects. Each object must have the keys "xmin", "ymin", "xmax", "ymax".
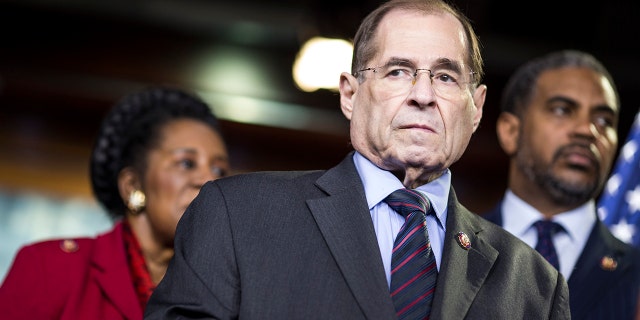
[
  {"xmin": 501, "ymin": 189, "xmax": 595, "ymax": 280},
  {"xmin": 352, "ymin": 152, "xmax": 448, "ymax": 287}
]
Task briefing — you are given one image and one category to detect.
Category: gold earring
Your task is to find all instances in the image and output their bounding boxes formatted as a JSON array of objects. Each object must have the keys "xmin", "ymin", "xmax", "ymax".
[{"xmin": 127, "ymin": 190, "xmax": 146, "ymax": 214}]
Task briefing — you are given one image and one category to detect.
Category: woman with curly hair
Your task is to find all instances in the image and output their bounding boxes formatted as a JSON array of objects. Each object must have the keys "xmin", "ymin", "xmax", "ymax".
[{"xmin": 0, "ymin": 86, "xmax": 230, "ymax": 319}]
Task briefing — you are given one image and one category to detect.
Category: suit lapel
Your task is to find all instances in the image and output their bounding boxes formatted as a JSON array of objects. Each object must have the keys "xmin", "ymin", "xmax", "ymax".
[
  {"xmin": 568, "ymin": 220, "xmax": 630, "ymax": 319},
  {"xmin": 90, "ymin": 222, "xmax": 142, "ymax": 319},
  {"xmin": 307, "ymin": 153, "xmax": 397, "ymax": 319},
  {"xmin": 430, "ymin": 189, "xmax": 498, "ymax": 319}
]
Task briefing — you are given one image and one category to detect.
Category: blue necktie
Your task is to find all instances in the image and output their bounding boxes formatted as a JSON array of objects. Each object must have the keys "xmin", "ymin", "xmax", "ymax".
[
  {"xmin": 384, "ymin": 188, "xmax": 437, "ymax": 320},
  {"xmin": 533, "ymin": 220, "xmax": 564, "ymax": 270}
]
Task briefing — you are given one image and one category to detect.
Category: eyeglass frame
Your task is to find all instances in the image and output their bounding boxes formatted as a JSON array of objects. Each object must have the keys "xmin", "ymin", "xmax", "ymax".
[{"xmin": 354, "ymin": 58, "xmax": 478, "ymax": 96}]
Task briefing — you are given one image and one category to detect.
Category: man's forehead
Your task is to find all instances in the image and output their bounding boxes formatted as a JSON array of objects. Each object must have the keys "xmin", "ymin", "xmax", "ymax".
[
  {"xmin": 373, "ymin": 10, "xmax": 467, "ymax": 66},
  {"xmin": 537, "ymin": 68, "xmax": 617, "ymax": 106}
]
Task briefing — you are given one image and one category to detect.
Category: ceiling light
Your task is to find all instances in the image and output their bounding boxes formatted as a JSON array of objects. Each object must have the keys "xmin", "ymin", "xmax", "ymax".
[{"xmin": 292, "ymin": 36, "xmax": 353, "ymax": 92}]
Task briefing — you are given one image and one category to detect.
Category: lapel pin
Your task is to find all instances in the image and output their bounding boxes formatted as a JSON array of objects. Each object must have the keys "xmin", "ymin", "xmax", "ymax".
[
  {"xmin": 600, "ymin": 256, "xmax": 617, "ymax": 271},
  {"xmin": 456, "ymin": 232, "xmax": 471, "ymax": 250},
  {"xmin": 59, "ymin": 239, "xmax": 79, "ymax": 253}
]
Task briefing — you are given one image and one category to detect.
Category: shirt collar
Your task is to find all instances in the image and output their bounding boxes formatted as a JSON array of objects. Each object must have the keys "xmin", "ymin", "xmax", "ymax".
[
  {"xmin": 352, "ymin": 151, "xmax": 451, "ymax": 222},
  {"xmin": 502, "ymin": 189, "xmax": 596, "ymax": 240}
]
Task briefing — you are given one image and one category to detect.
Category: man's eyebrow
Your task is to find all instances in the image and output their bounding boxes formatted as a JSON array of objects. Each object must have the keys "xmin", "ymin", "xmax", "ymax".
[
  {"xmin": 545, "ymin": 96, "xmax": 617, "ymax": 115},
  {"xmin": 431, "ymin": 58, "xmax": 463, "ymax": 73},
  {"xmin": 383, "ymin": 57, "xmax": 465, "ymax": 73},
  {"xmin": 546, "ymin": 95, "xmax": 576, "ymax": 105},
  {"xmin": 592, "ymin": 104, "xmax": 617, "ymax": 117},
  {"xmin": 383, "ymin": 57, "xmax": 415, "ymax": 68}
]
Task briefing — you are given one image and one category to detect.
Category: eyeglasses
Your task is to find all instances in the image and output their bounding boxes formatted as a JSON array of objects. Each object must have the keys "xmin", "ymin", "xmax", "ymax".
[{"xmin": 356, "ymin": 62, "xmax": 476, "ymax": 99}]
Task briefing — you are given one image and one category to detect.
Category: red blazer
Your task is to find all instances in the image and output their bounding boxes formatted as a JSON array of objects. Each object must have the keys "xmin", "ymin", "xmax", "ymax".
[{"xmin": 0, "ymin": 221, "xmax": 142, "ymax": 319}]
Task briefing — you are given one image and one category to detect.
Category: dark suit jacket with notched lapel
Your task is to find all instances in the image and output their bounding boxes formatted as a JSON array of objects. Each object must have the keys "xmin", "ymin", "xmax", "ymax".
[
  {"xmin": 145, "ymin": 152, "xmax": 571, "ymax": 319},
  {"xmin": 483, "ymin": 203, "xmax": 640, "ymax": 320}
]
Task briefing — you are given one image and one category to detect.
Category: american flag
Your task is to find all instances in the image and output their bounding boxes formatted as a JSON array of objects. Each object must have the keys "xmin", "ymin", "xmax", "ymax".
[{"xmin": 597, "ymin": 110, "xmax": 640, "ymax": 248}]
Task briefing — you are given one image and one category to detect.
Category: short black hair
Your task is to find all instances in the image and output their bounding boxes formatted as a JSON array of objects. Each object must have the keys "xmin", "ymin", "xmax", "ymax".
[{"xmin": 501, "ymin": 49, "xmax": 619, "ymax": 117}]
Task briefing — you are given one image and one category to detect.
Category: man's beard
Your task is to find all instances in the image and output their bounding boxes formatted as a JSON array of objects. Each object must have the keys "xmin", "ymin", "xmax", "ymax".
[{"xmin": 516, "ymin": 143, "xmax": 601, "ymax": 207}]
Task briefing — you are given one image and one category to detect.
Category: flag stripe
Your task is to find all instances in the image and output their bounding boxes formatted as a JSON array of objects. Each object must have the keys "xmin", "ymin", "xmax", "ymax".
[{"xmin": 598, "ymin": 110, "xmax": 640, "ymax": 248}]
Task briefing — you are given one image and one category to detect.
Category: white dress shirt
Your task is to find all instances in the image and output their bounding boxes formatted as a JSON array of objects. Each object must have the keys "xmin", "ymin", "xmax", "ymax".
[{"xmin": 501, "ymin": 190, "xmax": 595, "ymax": 280}]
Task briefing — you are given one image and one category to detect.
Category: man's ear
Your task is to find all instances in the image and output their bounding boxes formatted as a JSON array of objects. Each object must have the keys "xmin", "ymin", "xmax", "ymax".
[
  {"xmin": 339, "ymin": 72, "xmax": 358, "ymax": 120},
  {"xmin": 471, "ymin": 84, "xmax": 487, "ymax": 131},
  {"xmin": 496, "ymin": 111, "xmax": 520, "ymax": 155}
]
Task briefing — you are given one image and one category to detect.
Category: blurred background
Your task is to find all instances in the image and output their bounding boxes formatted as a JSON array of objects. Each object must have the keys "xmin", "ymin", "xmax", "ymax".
[{"xmin": 1, "ymin": 0, "xmax": 638, "ymax": 280}]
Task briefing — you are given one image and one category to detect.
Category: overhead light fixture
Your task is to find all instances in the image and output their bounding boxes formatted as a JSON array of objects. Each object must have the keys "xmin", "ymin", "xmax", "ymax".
[{"xmin": 292, "ymin": 36, "xmax": 353, "ymax": 92}]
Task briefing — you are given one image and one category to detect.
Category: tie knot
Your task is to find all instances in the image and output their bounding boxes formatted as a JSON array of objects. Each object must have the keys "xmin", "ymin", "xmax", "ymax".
[
  {"xmin": 533, "ymin": 220, "xmax": 564, "ymax": 236},
  {"xmin": 384, "ymin": 188, "xmax": 431, "ymax": 219}
]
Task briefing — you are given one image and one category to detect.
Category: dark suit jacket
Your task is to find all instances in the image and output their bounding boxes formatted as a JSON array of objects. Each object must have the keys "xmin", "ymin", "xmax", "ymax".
[
  {"xmin": 483, "ymin": 202, "xmax": 640, "ymax": 320},
  {"xmin": 145, "ymin": 153, "xmax": 570, "ymax": 319},
  {"xmin": 0, "ymin": 221, "xmax": 142, "ymax": 320}
]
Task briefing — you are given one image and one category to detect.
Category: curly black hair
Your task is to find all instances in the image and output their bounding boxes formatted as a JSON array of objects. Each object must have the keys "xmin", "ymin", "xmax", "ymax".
[{"xmin": 89, "ymin": 86, "xmax": 221, "ymax": 220}]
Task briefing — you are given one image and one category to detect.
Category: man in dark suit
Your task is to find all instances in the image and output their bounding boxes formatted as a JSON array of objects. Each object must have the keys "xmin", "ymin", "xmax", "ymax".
[
  {"xmin": 483, "ymin": 50, "xmax": 640, "ymax": 319},
  {"xmin": 145, "ymin": 0, "xmax": 570, "ymax": 319}
]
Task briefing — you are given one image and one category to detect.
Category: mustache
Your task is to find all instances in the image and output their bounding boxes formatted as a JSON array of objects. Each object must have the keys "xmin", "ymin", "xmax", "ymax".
[{"xmin": 553, "ymin": 143, "xmax": 599, "ymax": 168}]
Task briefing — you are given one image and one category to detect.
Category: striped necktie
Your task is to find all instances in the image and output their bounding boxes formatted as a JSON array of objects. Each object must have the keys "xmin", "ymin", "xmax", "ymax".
[{"xmin": 384, "ymin": 188, "xmax": 437, "ymax": 320}]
